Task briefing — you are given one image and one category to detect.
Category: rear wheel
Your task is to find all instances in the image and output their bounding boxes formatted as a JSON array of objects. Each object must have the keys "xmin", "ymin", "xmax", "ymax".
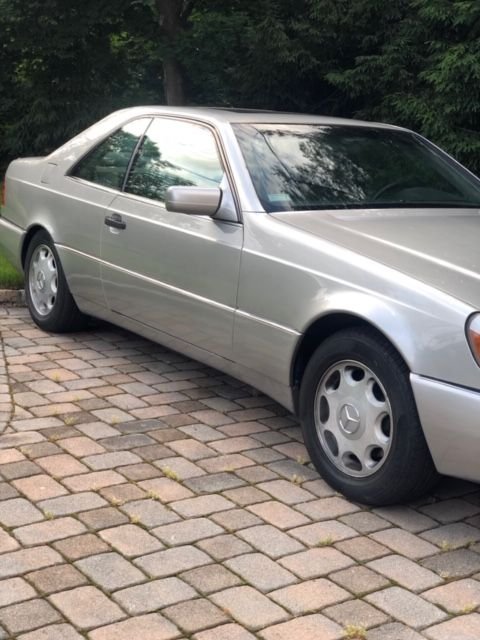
[
  {"xmin": 25, "ymin": 230, "xmax": 88, "ymax": 332},
  {"xmin": 300, "ymin": 327, "xmax": 438, "ymax": 505}
]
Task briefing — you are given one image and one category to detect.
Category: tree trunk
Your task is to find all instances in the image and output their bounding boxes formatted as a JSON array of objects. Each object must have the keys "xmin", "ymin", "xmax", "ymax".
[
  {"xmin": 156, "ymin": 0, "xmax": 187, "ymax": 105},
  {"xmin": 163, "ymin": 57, "xmax": 186, "ymax": 106}
]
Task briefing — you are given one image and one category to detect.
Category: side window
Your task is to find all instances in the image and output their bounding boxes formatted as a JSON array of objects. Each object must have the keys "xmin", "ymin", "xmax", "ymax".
[
  {"xmin": 125, "ymin": 118, "xmax": 224, "ymax": 203},
  {"xmin": 71, "ymin": 119, "xmax": 151, "ymax": 190}
]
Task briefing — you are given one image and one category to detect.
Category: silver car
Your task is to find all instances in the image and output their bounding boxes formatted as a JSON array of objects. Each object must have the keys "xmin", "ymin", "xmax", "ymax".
[{"xmin": 2, "ymin": 107, "xmax": 480, "ymax": 505}]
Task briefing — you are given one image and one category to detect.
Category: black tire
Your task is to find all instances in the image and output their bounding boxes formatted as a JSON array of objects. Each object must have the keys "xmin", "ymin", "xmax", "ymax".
[
  {"xmin": 24, "ymin": 230, "xmax": 88, "ymax": 333},
  {"xmin": 299, "ymin": 327, "xmax": 439, "ymax": 505}
]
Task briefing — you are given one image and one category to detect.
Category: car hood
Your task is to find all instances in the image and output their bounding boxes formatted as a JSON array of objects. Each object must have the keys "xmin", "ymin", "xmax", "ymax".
[{"xmin": 272, "ymin": 207, "xmax": 480, "ymax": 308}]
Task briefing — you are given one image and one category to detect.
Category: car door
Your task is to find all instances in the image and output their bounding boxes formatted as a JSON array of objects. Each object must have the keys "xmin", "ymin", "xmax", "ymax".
[
  {"xmin": 62, "ymin": 117, "xmax": 151, "ymax": 306},
  {"xmin": 100, "ymin": 117, "xmax": 243, "ymax": 359}
]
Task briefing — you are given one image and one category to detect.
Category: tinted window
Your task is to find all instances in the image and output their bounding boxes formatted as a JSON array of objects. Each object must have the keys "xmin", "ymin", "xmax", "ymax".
[
  {"xmin": 233, "ymin": 123, "xmax": 480, "ymax": 212},
  {"xmin": 125, "ymin": 118, "xmax": 224, "ymax": 202},
  {"xmin": 72, "ymin": 119, "xmax": 150, "ymax": 190}
]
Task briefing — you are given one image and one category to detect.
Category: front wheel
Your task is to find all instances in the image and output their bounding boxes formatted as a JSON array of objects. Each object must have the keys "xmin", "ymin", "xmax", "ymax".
[
  {"xmin": 25, "ymin": 230, "xmax": 88, "ymax": 333},
  {"xmin": 300, "ymin": 327, "xmax": 438, "ymax": 505}
]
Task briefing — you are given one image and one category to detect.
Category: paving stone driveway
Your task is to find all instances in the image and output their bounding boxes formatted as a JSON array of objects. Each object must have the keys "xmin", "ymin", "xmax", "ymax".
[{"xmin": 1, "ymin": 305, "xmax": 480, "ymax": 639}]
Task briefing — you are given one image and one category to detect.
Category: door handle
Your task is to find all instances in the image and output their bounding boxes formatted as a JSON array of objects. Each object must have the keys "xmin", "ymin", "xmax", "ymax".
[{"xmin": 104, "ymin": 214, "xmax": 126, "ymax": 230}]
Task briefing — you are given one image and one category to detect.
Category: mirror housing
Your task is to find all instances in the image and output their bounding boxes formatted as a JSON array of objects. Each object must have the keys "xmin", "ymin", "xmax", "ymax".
[{"xmin": 165, "ymin": 186, "xmax": 222, "ymax": 217}]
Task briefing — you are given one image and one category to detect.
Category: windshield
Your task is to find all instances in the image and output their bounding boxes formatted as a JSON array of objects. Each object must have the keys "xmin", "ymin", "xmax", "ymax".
[{"xmin": 233, "ymin": 123, "xmax": 480, "ymax": 212}]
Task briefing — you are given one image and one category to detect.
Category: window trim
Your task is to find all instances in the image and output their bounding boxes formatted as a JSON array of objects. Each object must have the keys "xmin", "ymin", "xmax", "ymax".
[
  {"xmin": 67, "ymin": 117, "xmax": 153, "ymax": 190},
  {"xmin": 66, "ymin": 113, "xmax": 242, "ymax": 223},
  {"xmin": 122, "ymin": 115, "xmax": 240, "ymax": 221},
  {"xmin": 120, "ymin": 126, "xmax": 150, "ymax": 193}
]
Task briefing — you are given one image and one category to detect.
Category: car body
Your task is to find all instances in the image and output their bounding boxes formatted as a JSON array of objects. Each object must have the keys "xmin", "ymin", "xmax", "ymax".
[{"xmin": 2, "ymin": 106, "xmax": 480, "ymax": 504}]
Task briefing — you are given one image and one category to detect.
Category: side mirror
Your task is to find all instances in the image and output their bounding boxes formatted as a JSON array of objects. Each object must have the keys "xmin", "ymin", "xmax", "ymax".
[{"xmin": 165, "ymin": 186, "xmax": 222, "ymax": 217}]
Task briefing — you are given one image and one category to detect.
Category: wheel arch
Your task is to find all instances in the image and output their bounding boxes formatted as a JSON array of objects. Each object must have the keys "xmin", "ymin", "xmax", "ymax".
[
  {"xmin": 291, "ymin": 310, "xmax": 412, "ymax": 413},
  {"xmin": 21, "ymin": 225, "xmax": 52, "ymax": 269}
]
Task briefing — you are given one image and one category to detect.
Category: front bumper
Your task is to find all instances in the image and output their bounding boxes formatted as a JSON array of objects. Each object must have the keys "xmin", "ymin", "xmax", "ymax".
[
  {"xmin": 0, "ymin": 217, "xmax": 24, "ymax": 272},
  {"xmin": 411, "ymin": 373, "xmax": 480, "ymax": 482}
]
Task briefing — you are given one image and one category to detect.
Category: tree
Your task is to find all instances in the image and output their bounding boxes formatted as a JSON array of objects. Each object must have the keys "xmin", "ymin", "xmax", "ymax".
[
  {"xmin": 0, "ymin": 0, "xmax": 479, "ymax": 174},
  {"xmin": 154, "ymin": 0, "xmax": 192, "ymax": 105},
  {"xmin": 326, "ymin": 0, "xmax": 480, "ymax": 173},
  {"xmin": 0, "ymin": 0, "xmax": 157, "ymax": 165}
]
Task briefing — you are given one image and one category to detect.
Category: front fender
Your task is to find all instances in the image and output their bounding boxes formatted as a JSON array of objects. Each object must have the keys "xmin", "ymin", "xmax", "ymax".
[
  {"xmin": 298, "ymin": 287, "xmax": 476, "ymax": 390},
  {"xmin": 313, "ymin": 290, "xmax": 417, "ymax": 370}
]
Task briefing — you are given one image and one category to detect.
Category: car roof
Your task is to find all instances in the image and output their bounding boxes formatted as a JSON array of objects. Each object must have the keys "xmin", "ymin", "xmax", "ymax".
[{"xmin": 111, "ymin": 106, "xmax": 405, "ymax": 131}]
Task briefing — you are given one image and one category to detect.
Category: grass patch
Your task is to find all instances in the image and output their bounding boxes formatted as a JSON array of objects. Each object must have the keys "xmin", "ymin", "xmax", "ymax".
[
  {"xmin": 0, "ymin": 248, "xmax": 23, "ymax": 289},
  {"xmin": 0, "ymin": 190, "xmax": 24, "ymax": 289}
]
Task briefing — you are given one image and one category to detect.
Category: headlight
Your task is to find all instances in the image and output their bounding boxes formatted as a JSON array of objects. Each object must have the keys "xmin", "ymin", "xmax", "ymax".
[{"xmin": 466, "ymin": 313, "xmax": 480, "ymax": 366}]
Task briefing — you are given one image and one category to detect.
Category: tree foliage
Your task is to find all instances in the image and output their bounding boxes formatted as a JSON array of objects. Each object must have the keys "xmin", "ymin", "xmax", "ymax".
[
  {"xmin": 0, "ymin": 0, "xmax": 479, "ymax": 173},
  {"xmin": 326, "ymin": 0, "xmax": 480, "ymax": 169}
]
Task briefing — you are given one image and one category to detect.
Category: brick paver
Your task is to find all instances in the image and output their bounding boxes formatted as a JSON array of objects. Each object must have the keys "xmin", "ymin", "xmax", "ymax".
[
  {"xmin": 162, "ymin": 598, "xmax": 228, "ymax": 634},
  {"xmin": 193, "ymin": 623, "xmax": 256, "ymax": 640},
  {"xmin": 422, "ymin": 578, "xmax": 480, "ymax": 613},
  {"xmin": 113, "ymin": 577, "xmax": 196, "ymax": 614},
  {"xmin": 0, "ymin": 498, "xmax": 43, "ymax": 527},
  {"xmin": 269, "ymin": 578, "xmax": 349, "ymax": 614},
  {"xmin": 0, "ymin": 599, "xmax": 61, "ymax": 635},
  {"xmin": 13, "ymin": 516, "xmax": 86, "ymax": 545},
  {"xmin": 181, "ymin": 564, "xmax": 242, "ymax": 594},
  {"xmin": 279, "ymin": 547, "xmax": 353, "ymax": 578},
  {"xmin": 75, "ymin": 552, "xmax": 147, "ymax": 590},
  {"xmin": 99, "ymin": 523, "xmax": 163, "ymax": 556},
  {"xmin": 225, "ymin": 553, "xmax": 297, "ymax": 592},
  {"xmin": 0, "ymin": 578, "xmax": 36, "ymax": 607},
  {"xmin": 424, "ymin": 613, "xmax": 480, "ymax": 640},
  {"xmin": 211, "ymin": 586, "xmax": 288, "ymax": 629},
  {"xmin": 330, "ymin": 565, "xmax": 390, "ymax": 595},
  {"xmin": 49, "ymin": 586, "xmax": 124, "ymax": 629},
  {"xmin": 259, "ymin": 614, "xmax": 342, "ymax": 640},
  {"xmin": 0, "ymin": 546, "xmax": 63, "ymax": 579},
  {"xmin": 87, "ymin": 613, "xmax": 180, "ymax": 640},
  {"xmin": 26, "ymin": 564, "xmax": 87, "ymax": 594},
  {"xmin": 368, "ymin": 554, "xmax": 443, "ymax": 591},
  {"xmin": 13, "ymin": 474, "xmax": 68, "ymax": 501},
  {"xmin": 18, "ymin": 623, "xmax": 84, "ymax": 639},
  {"xmin": 323, "ymin": 598, "xmax": 389, "ymax": 628},
  {"xmin": 134, "ymin": 545, "xmax": 212, "ymax": 577},
  {"xmin": 367, "ymin": 587, "xmax": 447, "ymax": 628},
  {"xmin": 2, "ymin": 306, "xmax": 480, "ymax": 639}
]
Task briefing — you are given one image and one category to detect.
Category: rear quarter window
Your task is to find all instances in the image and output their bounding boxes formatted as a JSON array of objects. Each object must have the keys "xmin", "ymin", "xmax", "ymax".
[{"xmin": 71, "ymin": 119, "xmax": 150, "ymax": 190}]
